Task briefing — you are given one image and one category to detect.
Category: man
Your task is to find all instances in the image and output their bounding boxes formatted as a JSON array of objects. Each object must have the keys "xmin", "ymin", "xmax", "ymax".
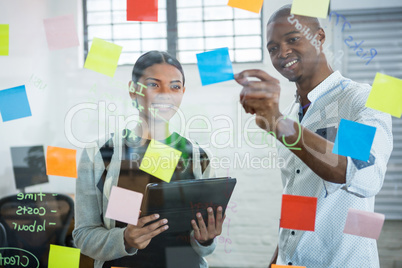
[{"xmin": 235, "ymin": 5, "xmax": 392, "ymax": 268}]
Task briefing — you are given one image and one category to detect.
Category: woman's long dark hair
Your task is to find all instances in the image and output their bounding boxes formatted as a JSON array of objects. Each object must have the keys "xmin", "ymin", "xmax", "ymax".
[{"xmin": 132, "ymin": 50, "xmax": 185, "ymax": 86}]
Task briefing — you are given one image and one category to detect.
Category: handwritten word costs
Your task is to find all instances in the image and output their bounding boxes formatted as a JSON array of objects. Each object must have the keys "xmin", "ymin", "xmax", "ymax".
[
  {"xmin": 129, "ymin": 82, "xmax": 146, "ymax": 96},
  {"xmin": 0, "ymin": 247, "xmax": 39, "ymax": 268},
  {"xmin": 29, "ymin": 74, "xmax": 47, "ymax": 91},
  {"xmin": 328, "ymin": 11, "xmax": 377, "ymax": 66},
  {"xmin": 287, "ymin": 14, "xmax": 321, "ymax": 52}
]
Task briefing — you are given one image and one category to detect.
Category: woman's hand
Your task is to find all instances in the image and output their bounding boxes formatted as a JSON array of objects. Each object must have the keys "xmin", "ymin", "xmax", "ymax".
[
  {"xmin": 124, "ymin": 214, "xmax": 169, "ymax": 250},
  {"xmin": 191, "ymin": 206, "xmax": 226, "ymax": 245}
]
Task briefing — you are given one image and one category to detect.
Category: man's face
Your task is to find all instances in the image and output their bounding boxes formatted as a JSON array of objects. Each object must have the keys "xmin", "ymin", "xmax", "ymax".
[{"xmin": 266, "ymin": 15, "xmax": 322, "ymax": 82}]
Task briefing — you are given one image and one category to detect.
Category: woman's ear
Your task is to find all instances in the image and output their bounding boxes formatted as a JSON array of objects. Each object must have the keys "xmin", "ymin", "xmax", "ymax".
[
  {"xmin": 183, "ymin": 86, "xmax": 186, "ymax": 94},
  {"xmin": 128, "ymin": 80, "xmax": 136, "ymax": 98}
]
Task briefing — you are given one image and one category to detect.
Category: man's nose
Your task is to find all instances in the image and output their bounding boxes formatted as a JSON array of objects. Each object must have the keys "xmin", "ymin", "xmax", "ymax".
[{"xmin": 278, "ymin": 44, "xmax": 291, "ymax": 59}]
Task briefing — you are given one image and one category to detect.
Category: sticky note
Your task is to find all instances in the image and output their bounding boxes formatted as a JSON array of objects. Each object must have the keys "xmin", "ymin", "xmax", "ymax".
[
  {"xmin": 43, "ymin": 14, "xmax": 79, "ymax": 50},
  {"xmin": 0, "ymin": 24, "xmax": 9, "ymax": 56},
  {"xmin": 227, "ymin": 0, "xmax": 264, "ymax": 13},
  {"xmin": 332, "ymin": 119, "xmax": 376, "ymax": 162},
  {"xmin": 291, "ymin": 0, "xmax": 330, "ymax": 19},
  {"xmin": 84, "ymin": 38, "xmax": 122, "ymax": 77},
  {"xmin": 343, "ymin": 208, "xmax": 385, "ymax": 240},
  {"xmin": 365, "ymin": 73, "xmax": 402, "ymax": 118},
  {"xmin": 105, "ymin": 186, "xmax": 143, "ymax": 225},
  {"xmin": 127, "ymin": 0, "xmax": 158, "ymax": 22},
  {"xmin": 140, "ymin": 139, "xmax": 182, "ymax": 183},
  {"xmin": 271, "ymin": 265, "xmax": 306, "ymax": 268},
  {"xmin": 46, "ymin": 146, "xmax": 77, "ymax": 178},
  {"xmin": 280, "ymin": 194, "xmax": 317, "ymax": 231},
  {"xmin": 196, "ymin": 47, "xmax": 234, "ymax": 86},
  {"xmin": 48, "ymin": 245, "xmax": 80, "ymax": 268},
  {"xmin": 0, "ymin": 85, "xmax": 32, "ymax": 122}
]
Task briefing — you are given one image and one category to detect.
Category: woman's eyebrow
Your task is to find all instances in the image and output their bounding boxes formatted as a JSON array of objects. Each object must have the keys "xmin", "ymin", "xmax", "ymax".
[{"xmin": 145, "ymin": 77, "xmax": 160, "ymax": 82}]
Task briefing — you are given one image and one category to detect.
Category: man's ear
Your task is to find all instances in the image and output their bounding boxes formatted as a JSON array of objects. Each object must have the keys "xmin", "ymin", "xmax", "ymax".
[{"xmin": 318, "ymin": 28, "xmax": 326, "ymax": 44}]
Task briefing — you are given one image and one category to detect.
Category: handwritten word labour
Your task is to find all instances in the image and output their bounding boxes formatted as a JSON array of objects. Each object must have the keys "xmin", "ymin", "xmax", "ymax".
[
  {"xmin": 12, "ymin": 220, "xmax": 47, "ymax": 232},
  {"xmin": 287, "ymin": 14, "xmax": 321, "ymax": 52},
  {"xmin": 329, "ymin": 11, "xmax": 377, "ymax": 65},
  {"xmin": 29, "ymin": 74, "xmax": 47, "ymax": 91},
  {"xmin": 0, "ymin": 247, "xmax": 39, "ymax": 268}
]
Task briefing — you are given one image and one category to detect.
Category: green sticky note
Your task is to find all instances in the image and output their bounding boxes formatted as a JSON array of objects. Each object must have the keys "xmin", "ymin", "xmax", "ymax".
[
  {"xmin": 140, "ymin": 139, "xmax": 182, "ymax": 183},
  {"xmin": 0, "ymin": 24, "xmax": 9, "ymax": 56},
  {"xmin": 366, "ymin": 73, "xmax": 402, "ymax": 118},
  {"xmin": 84, "ymin": 37, "xmax": 122, "ymax": 77},
  {"xmin": 48, "ymin": 245, "xmax": 80, "ymax": 268},
  {"xmin": 291, "ymin": 0, "xmax": 330, "ymax": 19}
]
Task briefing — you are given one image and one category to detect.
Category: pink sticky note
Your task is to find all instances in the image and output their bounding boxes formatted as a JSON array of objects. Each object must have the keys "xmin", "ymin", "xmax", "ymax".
[
  {"xmin": 43, "ymin": 14, "xmax": 79, "ymax": 50},
  {"xmin": 105, "ymin": 186, "xmax": 143, "ymax": 225},
  {"xmin": 343, "ymin": 208, "xmax": 385, "ymax": 240}
]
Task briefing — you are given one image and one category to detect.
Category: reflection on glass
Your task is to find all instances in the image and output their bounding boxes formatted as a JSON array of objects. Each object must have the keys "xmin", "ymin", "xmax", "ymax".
[{"xmin": 10, "ymin": 146, "xmax": 48, "ymax": 189}]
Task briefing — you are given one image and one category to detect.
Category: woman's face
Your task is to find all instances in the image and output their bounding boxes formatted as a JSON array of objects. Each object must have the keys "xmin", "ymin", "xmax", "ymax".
[{"xmin": 130, "ymin": 63, "xmax": 185, "ymax": 123}]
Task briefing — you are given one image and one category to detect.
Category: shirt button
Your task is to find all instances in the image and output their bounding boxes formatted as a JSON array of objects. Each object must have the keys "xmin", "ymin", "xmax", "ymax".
[
  {"xmin": 296, "ymin": 169, "xmax": 300, "ymax": 174},
  {"xmin": 291, "ymin": 231, "xmax": 295, "ymax": 235},
  {"xmin": 288, "ymin": 262, "xmax": 293, "ymax": 265}
]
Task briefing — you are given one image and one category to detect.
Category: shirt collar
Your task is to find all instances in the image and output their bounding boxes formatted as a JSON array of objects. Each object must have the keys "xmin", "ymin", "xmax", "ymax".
[{"xmin": 306, "ymin": 71, "xmax": 343, "ymax": 103}]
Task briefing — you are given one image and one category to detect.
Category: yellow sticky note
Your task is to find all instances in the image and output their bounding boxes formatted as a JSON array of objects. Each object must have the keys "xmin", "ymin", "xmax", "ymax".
[
  {"xmin": 48, "ymin": 245, "xmax": 80, "ymax": 268},
  {"xmin": 291, "ymin": 0, "xmax": 330, "ymax": 19},
  {"xmin": 46, "ymin": 146, "xmax": 78, "ymax": 178},
  {"xmin": 227, "ymin": 0, "xmax": 264, "ymax": 13},
  {"xmin": 271, "ymin": 264, "xmax": 306, "ymax": 268},
  {"xmin": 84, "ymin": 37, "xmax": 122, "ymax": 77},
  {"xmin": 0, "ymin": 24, "xmax": 9, "ymax": 56},
  {"xmin": 140, "ymin": 139, "xmax": 182, "ymax": 183},
  {"xmin": 366, "ymin": 73, "xmax": 402, "ymax": 118}
]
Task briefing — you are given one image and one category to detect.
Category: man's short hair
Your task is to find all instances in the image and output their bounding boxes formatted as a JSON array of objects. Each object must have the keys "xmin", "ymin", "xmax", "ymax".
[{"xmin": 267, "ymin": 4, "xmax": 320, "ymax": 31}]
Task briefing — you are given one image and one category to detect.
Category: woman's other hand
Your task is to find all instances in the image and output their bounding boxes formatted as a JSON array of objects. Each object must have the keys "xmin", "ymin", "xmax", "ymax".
[
  {"xmin": 124, "ymin": 214, "xmax": 169, "ymax": 250},
  {"xmin": 191, "ymin": 206, "xmax": 226, "ymax": 245}
]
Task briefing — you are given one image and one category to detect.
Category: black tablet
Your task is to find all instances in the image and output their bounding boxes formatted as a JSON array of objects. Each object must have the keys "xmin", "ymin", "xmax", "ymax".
[{"xmin": 140, "ymin": 177, "xmax": 237, "ymax": 233}]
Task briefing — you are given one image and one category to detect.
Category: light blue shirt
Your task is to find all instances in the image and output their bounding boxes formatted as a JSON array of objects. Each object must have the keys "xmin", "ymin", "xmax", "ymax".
[{"xmin": 276, "ymin": 71, "xmax": 393, "ymax": 267}]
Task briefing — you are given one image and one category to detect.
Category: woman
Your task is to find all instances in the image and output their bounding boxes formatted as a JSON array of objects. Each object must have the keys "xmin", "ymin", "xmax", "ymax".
[{"xmin": 73, "ymin": 51, "xmax": 225, "ymax": 268}]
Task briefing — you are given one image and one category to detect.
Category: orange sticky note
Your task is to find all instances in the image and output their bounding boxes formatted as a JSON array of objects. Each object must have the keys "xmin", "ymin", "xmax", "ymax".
[
  {"xmin": 227, "ymin": 0, "xmax": 264, "ymax": 13},
  {"xmin": 46, "ymin": 146, "xmax": 77, "ymax": 178},
  {"xmin": 280, "ymin": 194, "xmax": 317, "ymax": 231},
  {"xmin": 272, "ymin": 264, "xmax": 306, "ymax": 268},
  {"xmin": 127, "ymin": 0, "xmax": 158, "ymax": 21}
]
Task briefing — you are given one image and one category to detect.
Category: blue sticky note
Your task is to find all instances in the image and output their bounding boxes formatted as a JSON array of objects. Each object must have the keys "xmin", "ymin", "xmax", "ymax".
[
  {"xmin": 0, "ymin": 85, "xmax": 32, "ymax": 122},
  {"xmin": 196, "ymin": 47, "xmax": 234, "ymax": 86},
  {"xmin": 332, "ymin": 119, "xmax": 377, "ymax": 161}
]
